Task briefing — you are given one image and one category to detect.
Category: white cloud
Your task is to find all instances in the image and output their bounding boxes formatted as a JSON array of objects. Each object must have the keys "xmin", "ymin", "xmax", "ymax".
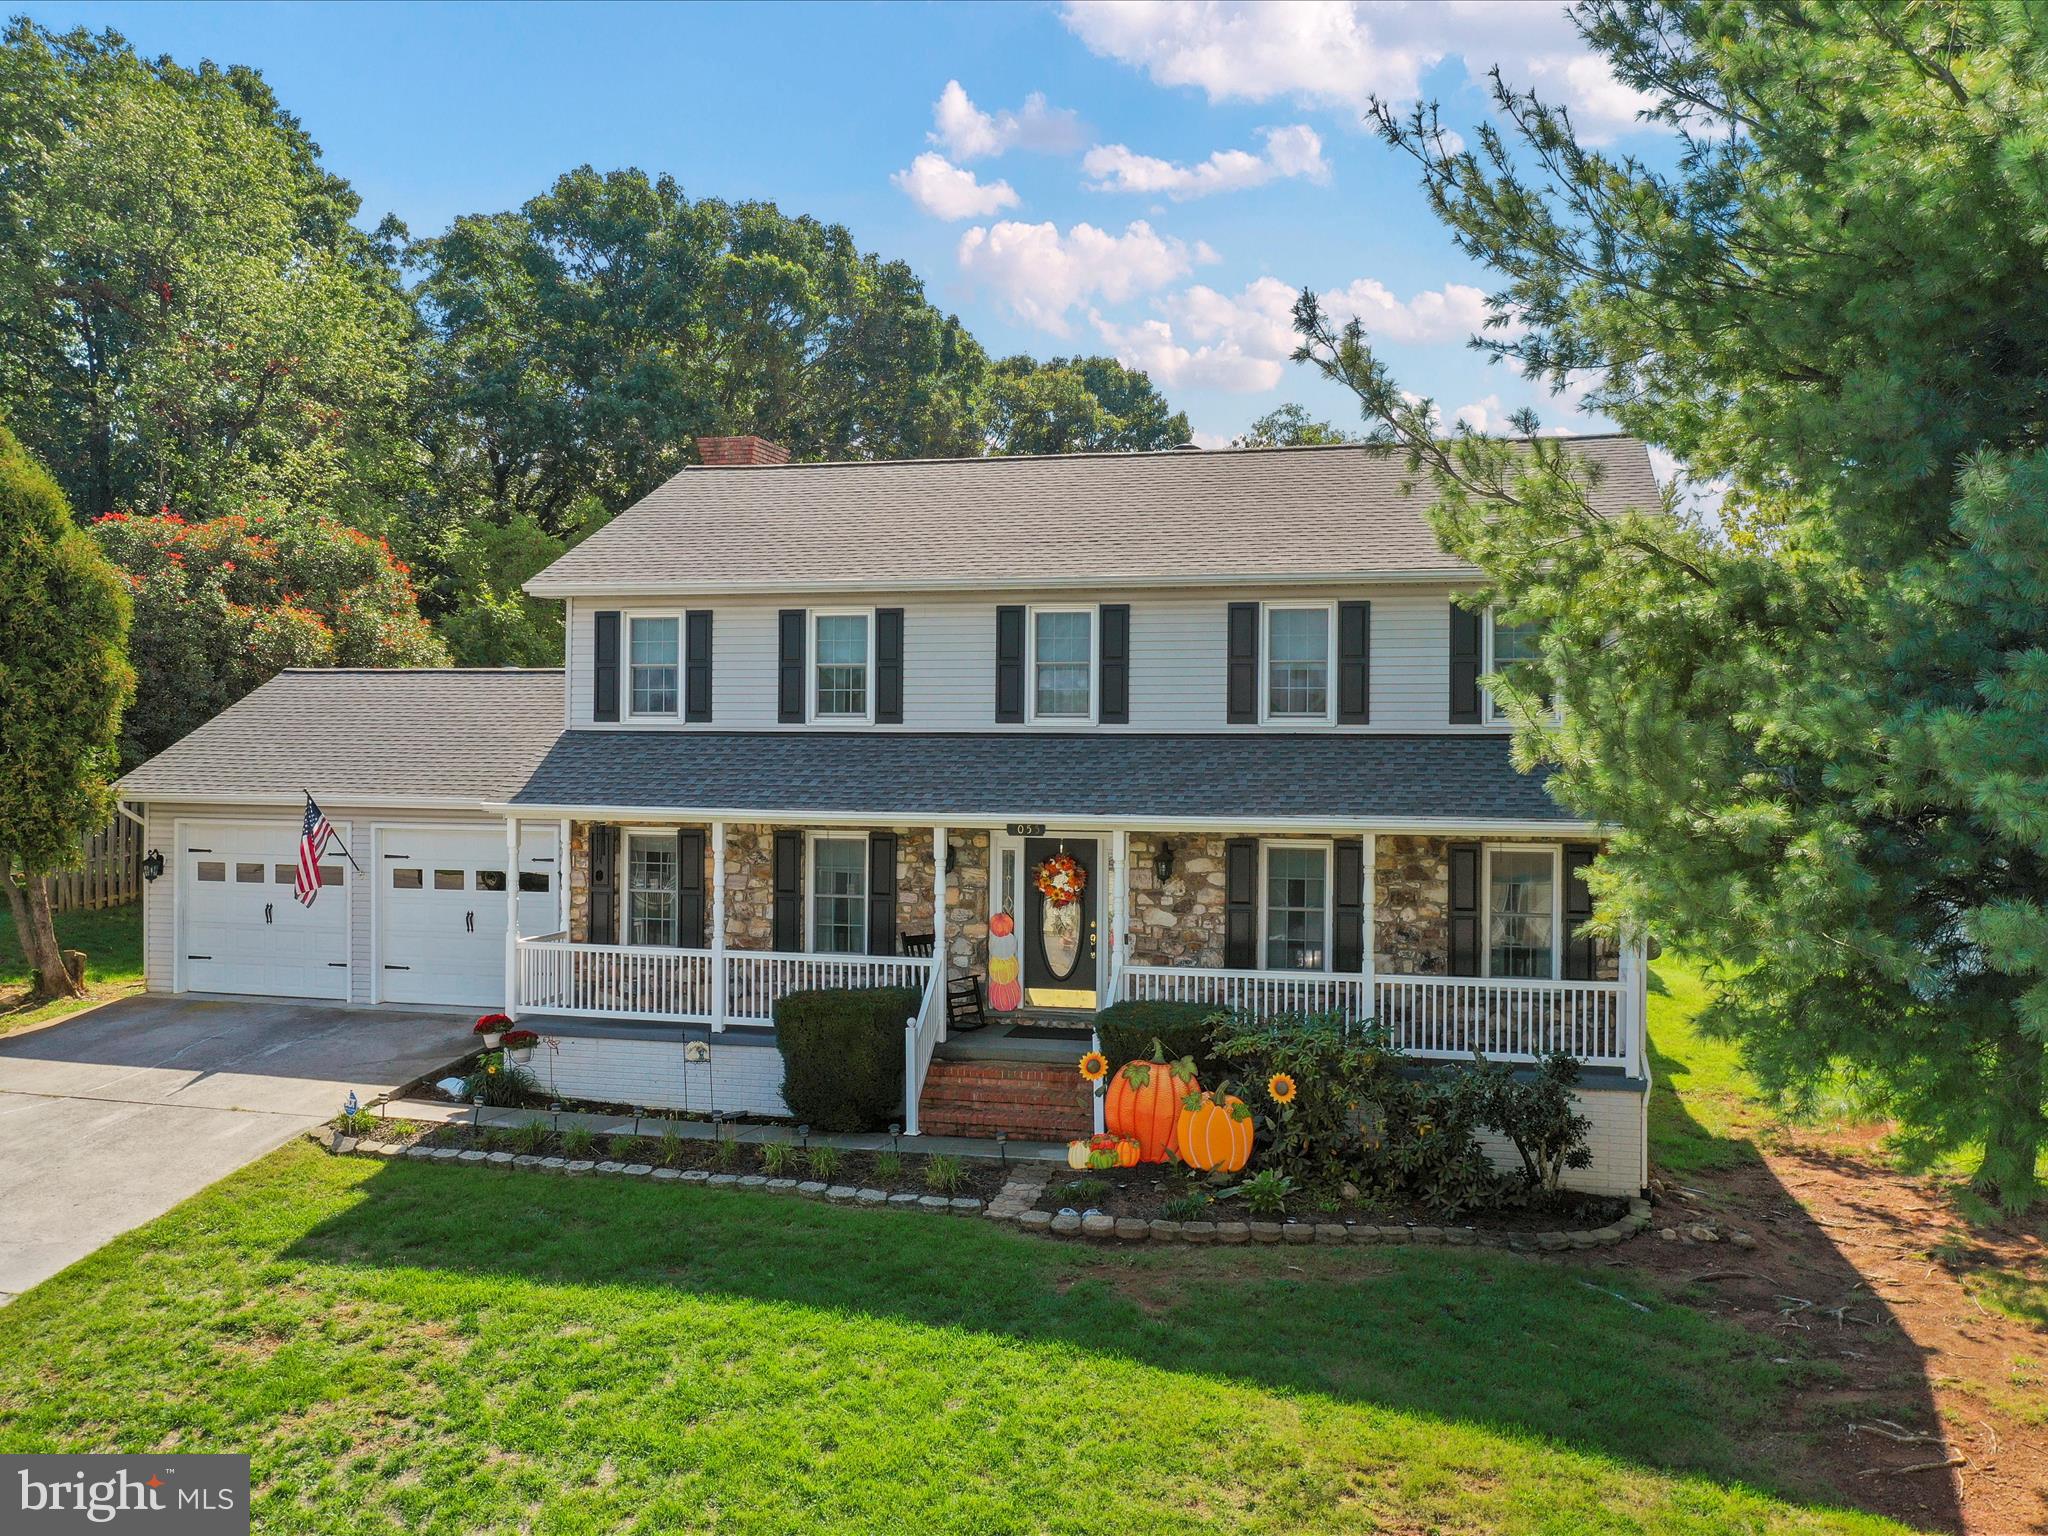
[
  {"xmin": 1452, "ymin": 393, "xmax": 1508, "ymax": 431},
  {"xmin": 929, "ymin": 80, "xmax": 1087, "ymax": 162},
  {"xmin": 892, "ymin": 153, "xmax": 1020, "ymax": 220},
  {"xmin": 1059, "ymin": 1, "xmax": 1657, "ymax": 143},
  {"xmin": 1320, "ymin": 276, "xmax": 1508, "ymax": 344},
  {"xmin": 1082, "ymin": 124, "xmax": 1331, "ymax": 200},
  {"xmin": 955, "ymin": 219, "xmax": 1211, "ymax": 333}
]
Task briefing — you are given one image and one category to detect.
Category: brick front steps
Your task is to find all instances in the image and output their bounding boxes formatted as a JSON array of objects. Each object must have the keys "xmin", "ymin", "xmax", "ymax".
[{"xmin": 917, "ymin": 1059, "xmax": 1093, "ymax": 1141}]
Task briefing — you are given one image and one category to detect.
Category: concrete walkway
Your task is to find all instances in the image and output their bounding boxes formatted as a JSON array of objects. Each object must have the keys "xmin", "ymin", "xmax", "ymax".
[{"xmin": 0, "ymin": 995, "xmax": 474, "ymax": 1302}]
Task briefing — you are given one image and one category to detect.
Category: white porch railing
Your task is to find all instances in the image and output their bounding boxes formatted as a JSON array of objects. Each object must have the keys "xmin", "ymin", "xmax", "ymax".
[
  {"xmin": 902, "ymin": 959, "xmax": 947, "ymax": 1136},
  {"xmin": 724, "ymin": 951, "xmax": 935, "ymax": 1025},
  {"xmin": 1115, "ymin": 964, "xmax": 1635, "ymax": 1069},
  {"xmin": 516, "ymin": 938, "xmax": 714, "ymax": 1023}
]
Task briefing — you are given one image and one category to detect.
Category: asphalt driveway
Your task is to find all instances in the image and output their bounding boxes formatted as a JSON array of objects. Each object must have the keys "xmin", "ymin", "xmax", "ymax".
[{"xmin": 0, "ymin": 994, "xmax": 474, "ymax": 1301}]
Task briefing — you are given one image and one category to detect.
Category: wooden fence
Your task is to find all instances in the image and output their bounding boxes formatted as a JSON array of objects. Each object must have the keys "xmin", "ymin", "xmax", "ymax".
[{"xmin": 44, "ymin": 816, "xmax": 143, "ymax": 913}]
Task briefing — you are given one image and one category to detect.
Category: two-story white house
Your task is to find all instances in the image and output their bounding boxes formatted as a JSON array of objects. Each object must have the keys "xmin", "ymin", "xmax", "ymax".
[{"xmin": 117, "ymin": 434, "xmax": 1659, "ymax": 1194}]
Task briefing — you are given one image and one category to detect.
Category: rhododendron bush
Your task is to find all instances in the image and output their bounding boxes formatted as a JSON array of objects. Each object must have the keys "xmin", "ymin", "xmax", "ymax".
[{"xmin": 93, "ymin": 507, "xmax": 445, "ymax": 767}]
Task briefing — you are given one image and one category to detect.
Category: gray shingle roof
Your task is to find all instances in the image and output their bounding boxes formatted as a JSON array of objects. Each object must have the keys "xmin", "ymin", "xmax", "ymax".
[
  {"xmin": 525, "ymin": 436, "xmax": 1660, "ymax": 597},
  {"xmin": 117, "ymin": 669, "xmax": 566, "ymax": 804},
  {"xmin": 509, "ymin": 730, "xmax": 1583, "ymax": 826}
]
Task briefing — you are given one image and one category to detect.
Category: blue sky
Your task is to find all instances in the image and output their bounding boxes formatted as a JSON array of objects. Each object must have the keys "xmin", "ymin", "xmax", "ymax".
[{"xmin": 26, "ymin": 1, "xmax": 1670, "ymax": 446}]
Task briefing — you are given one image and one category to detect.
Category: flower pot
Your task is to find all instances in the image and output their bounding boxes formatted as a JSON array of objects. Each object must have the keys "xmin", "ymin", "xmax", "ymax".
[
  {"xmin": 509, "ymin": 1046, "xmax": 532, "ymax": 1065},
  {"xmin": 482, "ymin": 1032, "xmax": 504, "ymax": 1050}
]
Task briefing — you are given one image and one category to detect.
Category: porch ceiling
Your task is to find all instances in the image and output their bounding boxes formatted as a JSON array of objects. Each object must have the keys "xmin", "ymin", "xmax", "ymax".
[{"xmin": 505, "ymin": 731, "xmax": 1587, "ymax": 829}]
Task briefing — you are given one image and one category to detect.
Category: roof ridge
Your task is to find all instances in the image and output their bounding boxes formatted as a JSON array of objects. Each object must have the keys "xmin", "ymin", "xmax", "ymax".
[
  {"xmin": 274, "ymin": 667, "xmax": 567, "ymax": 676},
  {"xmin": 682, "ymin": 433, "xmax": 1642, "ymax": 473}
]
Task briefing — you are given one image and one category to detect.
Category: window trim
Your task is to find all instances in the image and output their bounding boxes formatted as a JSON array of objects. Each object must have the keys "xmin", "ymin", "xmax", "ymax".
[
  {"xmin": 623, "ymin": 826, "xmax": 683, "ymax": 949},
  {"xmin": 1256, "ymin": 838, "xmax": 1334, "ymax": 974},
  {"xmin": 1482, "ymin": 608, "xmax": 1552, "ymax": 724},
  {"xmin": 1259, "ymin": 601, "xmax": 1337, "ymax": 726},
  {"xmin": 623, "ymin": 610, "xmax": 684, "ymax": 720},
  {"xmin": 808, "ymin": 608, "xmax": 876, "ymax": 724},
  {"xmin": 1026, "ymin": 604, "xmax": 1098, "ymax": 725},
  {"xmin": 805, "ymin": 830, "xmax": 870, "ymax": 954},
  {"xmin": 1481, "ymin": 841, "xmax": 1562, "ymax": 980}
]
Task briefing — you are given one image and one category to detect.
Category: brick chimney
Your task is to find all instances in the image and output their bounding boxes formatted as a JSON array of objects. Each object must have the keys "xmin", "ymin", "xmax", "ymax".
[{"xmin": 696, "ymin": 434, "xmax": 791, "ymax": 467}]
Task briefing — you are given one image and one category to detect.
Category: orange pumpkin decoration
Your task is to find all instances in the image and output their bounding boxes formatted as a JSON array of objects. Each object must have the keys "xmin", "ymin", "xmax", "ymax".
[
  {"xmin": 1114, "ymin": 1134, "xmax": 1141, "ymax": 1168},
  {"xmin": 1104, "ymin": 1042, "xmax": 1200, "ymax": 1163},
  {"xmin": 1175, "ymin": 1090, "xmax": 1255, "ymax": 1173}
]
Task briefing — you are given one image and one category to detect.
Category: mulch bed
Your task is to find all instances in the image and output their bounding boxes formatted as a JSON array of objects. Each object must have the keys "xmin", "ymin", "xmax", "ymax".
[
  {"xmin": 360, "ymin": 1118, "xmax": 1012, "ymax": 1203},
  {"xmin": 1034, "ymin": 1163, "xmax": 1629, "ymax": 1234}
]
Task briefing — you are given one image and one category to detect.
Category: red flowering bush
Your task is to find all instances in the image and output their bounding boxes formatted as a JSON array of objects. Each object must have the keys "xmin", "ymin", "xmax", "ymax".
[{"xmin": 93, "ymin": 506, "xmax": 446, "ymax": 766}]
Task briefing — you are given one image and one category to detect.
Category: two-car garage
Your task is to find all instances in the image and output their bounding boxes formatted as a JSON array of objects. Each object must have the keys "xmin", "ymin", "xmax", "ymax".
[{"xmin": 174, "ymin": 817, "xmax": 560, "ymax": 1010}]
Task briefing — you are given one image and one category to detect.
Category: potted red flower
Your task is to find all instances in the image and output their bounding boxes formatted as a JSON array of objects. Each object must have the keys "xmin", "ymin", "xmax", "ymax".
[
  {"xmin": 473, "ymin": 1013, "xmax": 511, "ymax": 1049},
  {"xmin": 502, "ymin": 1028, "xmax": 539, "ymax": 1065}
]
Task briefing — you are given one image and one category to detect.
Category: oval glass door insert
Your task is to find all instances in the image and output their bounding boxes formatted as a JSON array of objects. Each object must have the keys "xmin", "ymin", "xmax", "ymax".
[{"xmin": 1040, "ymin": 902, "xmax": 1081, "ymax": 979}]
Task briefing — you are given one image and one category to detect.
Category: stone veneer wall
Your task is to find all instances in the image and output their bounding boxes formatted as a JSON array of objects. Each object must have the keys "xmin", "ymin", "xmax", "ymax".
[
  {"xmin": 1374, "ymin": 834, "xmax": 1452, "ymax": 977},
  {"xmin": 1123, "ymin": 832, "xmax": 1227, "ymax": 968}
]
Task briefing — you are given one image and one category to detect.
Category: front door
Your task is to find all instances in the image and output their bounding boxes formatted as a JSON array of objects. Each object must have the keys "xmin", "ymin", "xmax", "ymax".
[{"xmin": 1022, "ymin": 836, "xmax": 1097, "ymax": 1008}]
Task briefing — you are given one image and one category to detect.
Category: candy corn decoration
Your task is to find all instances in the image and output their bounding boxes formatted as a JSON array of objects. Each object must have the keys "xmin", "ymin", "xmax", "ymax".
[{"xmin": 988, "ymin": 909, "xmax": 1022, "ymax": 1011}]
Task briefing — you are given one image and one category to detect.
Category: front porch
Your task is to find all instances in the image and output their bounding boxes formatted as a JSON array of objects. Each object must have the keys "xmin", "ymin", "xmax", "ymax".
[{"xmin": 499, "ymin": 817, "xmax": 1648, "ymax": 1146}]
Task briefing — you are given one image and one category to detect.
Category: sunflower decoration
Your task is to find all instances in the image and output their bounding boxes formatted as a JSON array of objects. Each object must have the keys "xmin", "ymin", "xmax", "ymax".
[
  {"xmin": 1034, "ymin": 853, "xmax": 1087, "ymax": 908},
  {"xmin": 1267, "ymin": 1072, "xmax": 1298, "ymax": 1105},
  {"xmin": 1077, "ymin": 1050, "xmax": 1109, "ymax": 1082}
]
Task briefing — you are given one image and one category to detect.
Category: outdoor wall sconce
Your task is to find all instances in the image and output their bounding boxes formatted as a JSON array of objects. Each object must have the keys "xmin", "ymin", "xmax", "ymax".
[
  {"xmin": 945, "ymin": 843, "xmax": 958, "ymax": 874},
  {"xmin": 1152, "ymin": 840, "xmax": 1175, "ymax": 883},
  {"xmin": 143, "ymin": 848, "xmax": 165, "ymax": 882}
]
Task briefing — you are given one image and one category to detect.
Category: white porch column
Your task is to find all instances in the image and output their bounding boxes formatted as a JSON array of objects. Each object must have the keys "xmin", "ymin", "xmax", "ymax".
[
  {"xmin": 933, "ymin": 825, "xmax": 948, "ymax": 1042},
  {"xmin": 1362, "ymin": 831, "xmax": 1377, "ymax": 1020},
  {"xmin": 1622, "ymin": 928, "xmax": 1650, "ymax": 1079},
  {"xmin": 1111, "ymin": 828, "xmax": 1129, "ymax": 1001},
  {"xmin": 711, "ymin": 820, "xmax": 727, "ymax": 1031},
  {"xmin": 503, "ymin": 816, "xmax": 521, "ymax": 1021}
]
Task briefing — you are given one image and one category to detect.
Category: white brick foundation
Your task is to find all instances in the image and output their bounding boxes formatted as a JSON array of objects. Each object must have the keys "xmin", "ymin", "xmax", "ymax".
[
  {"xmin": 524, "ymin": 1033, "xmax": 790, "ymax": 1118},
  {"xmin": 1475, "ymin": 1081, "xmax": 1647, "ymax": 1198}
]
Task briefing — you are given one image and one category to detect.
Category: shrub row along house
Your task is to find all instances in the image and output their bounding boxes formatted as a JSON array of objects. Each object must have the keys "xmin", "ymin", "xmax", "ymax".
[{"xmin": 118, "ymin": 435, "xmax": 1658, "ymax": 1194}]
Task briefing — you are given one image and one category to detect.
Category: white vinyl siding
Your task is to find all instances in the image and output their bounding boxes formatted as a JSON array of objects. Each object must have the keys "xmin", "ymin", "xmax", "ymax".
[{"xmin": 566, "ymin": 585, "xmax": 1498, "ymax": 733}]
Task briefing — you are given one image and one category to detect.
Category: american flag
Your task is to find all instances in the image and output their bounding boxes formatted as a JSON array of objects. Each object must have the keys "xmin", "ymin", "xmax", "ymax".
[{"xmin": 295, "ymin": 795, "xmax": 336, "ymax": 906}]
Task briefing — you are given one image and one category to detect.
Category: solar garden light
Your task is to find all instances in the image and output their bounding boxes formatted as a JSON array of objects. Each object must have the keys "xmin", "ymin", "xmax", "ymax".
[
  {"xmin": 549, "ymin": 1100, "xmax": 562, "ymax": 1132},
  {"xmin": 996, "ymin": 1131, "xmax": 1009, "ymax": 1167},
  {"xmin": 471, "ymin": 1092, "xmax": 484, "ymax": 1129},
  {"xmin": 711, "ymin": 1110, "xmax": 725, "ymax": 1143},
  {"xmin": 888, "ymin": 1122, "xmax": 901, "ymax": 1154},
  {"xmin": 798, "ymin": 1123, "xmax": 811, "ymax": 1150},
  {"xmin": 632, "ymin": 1105, "xmax": 647, "ymax": 1137}
]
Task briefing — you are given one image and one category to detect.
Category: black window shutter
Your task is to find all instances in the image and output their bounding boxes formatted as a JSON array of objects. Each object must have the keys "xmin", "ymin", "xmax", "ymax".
[
  {"xmin": 772, "ymin": 831, "xmax": 803, "ymax": 950},
  {"xmin": 588, "ymin": 825, "xmax": 618, "ymax": 945},
  {"xmin": 866, "ymin": 832, "xmax": 897, "ymax": 955},
  {"xmin": 994, "ymin": 605, "xmax": 1025, "ymax": 723},
  {"xmin": 875, "ymin": 608, "xmax": 904, "ymax": 724},
  {"xmin": 1332, "ymin": 840, "xmax": 1365, "ymax": 973},
  {"xmin": 676, "ymin": 827, "xmax": 707, "ymax": 948},
  {"xmin": 685, "ymin": 610, "xmax": 713, "ymax": 723},
  {"xmin": 593, "ymin": 611, "xmax": 621, "ymax": 723},
  {"xmin": 1449, "ymin": 602, "xmax": 1483, "ymax": 724},
  {"xmin": 777, "ymin": 611, "xmax": 806, "ymax": 723},
  {"xmin": 1448, "ymin": 841, "xmax": 1482, "ymax": 975},
  {"xmin": 1337, "ymin": 600, "xmax": 1371, "ymax": 724},
  {"xmin": 1224, "ymin": 837, "xmax": 1259, "ymax": 968},
  {"xmin": 1563, "ymin": 843, "xmax": 1597, "ymax": 980},
  {"xmin": 1226, "ymin": 602, "xmax": 1259, "ymax": 723},
  {"xmin": 1098, "ymin": 603, "xmax": 1130, "ymax": 724}
]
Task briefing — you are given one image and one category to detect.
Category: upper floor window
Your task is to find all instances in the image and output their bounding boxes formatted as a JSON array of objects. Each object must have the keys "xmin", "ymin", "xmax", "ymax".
[
  {"xmin": 1485, "ymin": 612, "xmax": 1546, "ymax": 722},
  {"xmin": 1264, "ymin": 604, "xmax": 1332, "ymax": 721},
  {"xmin": 809, "ymin": 834, "xmax": 867, "ymax": 953},
  {"xmin": 626, "ymin": 833, "xmax": 678, "ymax": 946},
  {"xmin": 814, "ymin": 612, "xmax": 871, "ymax": 721},
  {"xmin": 1486, "ymin": 845, "xmax": 1556, "ymax": 978},
  {"xmin": 628, "ymin": 616, "xmax": 680, "ymax": 717},
  {"xmin": 1032, "ymin": 608, "xmax": 1094, "ymax": 721},
  {"xmin": 1262, "ymin": 842, "xmax": 1330, "ymax": 972}
]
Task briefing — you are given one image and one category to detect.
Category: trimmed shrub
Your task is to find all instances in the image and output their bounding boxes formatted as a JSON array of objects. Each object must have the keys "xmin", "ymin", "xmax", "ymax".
[
  {"xmin": 1093, "ymin": 1000, "xmax": 1220, "ymax": 1081},
  {"xmin": 774, "ymin": 986, "xmax": 920, "ymax": 1132}
]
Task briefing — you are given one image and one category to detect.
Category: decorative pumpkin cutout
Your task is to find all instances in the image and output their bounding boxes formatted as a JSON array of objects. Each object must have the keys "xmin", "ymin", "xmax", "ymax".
[
  {"xmin": 1067, "ymin": 1137, "xmax": 1091, "ymax": 1170},
  {"xmin": 1104, "ymin": 1041, "xmax": 1200, "ymax": 1163},
  {"xmin": 1175, "ymin": 1091, "xmax": 1255, "ymax": 1173}
]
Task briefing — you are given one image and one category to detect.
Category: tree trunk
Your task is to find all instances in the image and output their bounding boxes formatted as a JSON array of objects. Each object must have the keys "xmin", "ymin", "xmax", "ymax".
[
  {"xmin": 0, "ymin": 849, "xmax": 85, "ymax": 999},
  {"xmin": 1975, "ymin": 1023, "xmax": 2045, "ymax": 1215}
]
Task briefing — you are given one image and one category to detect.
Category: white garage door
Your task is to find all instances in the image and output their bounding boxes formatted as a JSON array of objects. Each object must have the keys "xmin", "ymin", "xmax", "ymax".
[
  {"xmin": 179, "ymin": 822, "xmax": 351, "ymax": 1000},
  {"xmin": 375, "ymin": 826, "xmax": 559, "ymax": 1008}
]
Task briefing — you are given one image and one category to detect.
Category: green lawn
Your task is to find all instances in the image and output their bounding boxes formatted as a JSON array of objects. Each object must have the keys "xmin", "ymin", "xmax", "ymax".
[
  {"xmin": 1644, "ymin": 957, "xmax": 1777, "ymax": 1177},
  {"xmin": 0, "ymin": 1140, "xmax": 1908, "ymax": 1535},
  {"xmin": 0, "ymin": 898, "xmax": 143, "ymax": 1034}
]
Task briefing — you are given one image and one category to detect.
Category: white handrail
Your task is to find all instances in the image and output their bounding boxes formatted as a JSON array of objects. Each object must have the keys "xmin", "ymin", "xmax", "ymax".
[
  {"xmin": 515, "ymin": 937, "xmax": 714, "ymax": 1023},
  {"xmin": 903, "ymin": 958, "xmax": 947, "ymax": 1136}
]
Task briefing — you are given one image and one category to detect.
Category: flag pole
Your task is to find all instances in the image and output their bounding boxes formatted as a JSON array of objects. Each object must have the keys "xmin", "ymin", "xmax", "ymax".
[{"xmin": 305, "ymin": 789, "xmax": 366, "ymax": 873}]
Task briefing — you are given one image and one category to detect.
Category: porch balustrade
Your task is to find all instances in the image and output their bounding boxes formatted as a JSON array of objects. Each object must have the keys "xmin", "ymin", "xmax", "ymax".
[{"xmin": 514, "ymin": 937, "xmax": 934, "ymax": 1026}]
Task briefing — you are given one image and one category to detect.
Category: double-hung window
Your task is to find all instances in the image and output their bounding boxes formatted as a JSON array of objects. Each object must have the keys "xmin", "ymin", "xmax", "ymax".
[
  {"xmin": 1031, "ymin": 608, "xmax": 1093, "ymax": 721},
  {"xmin": 1264, "ymin": 605, "xmax": 1332, "ymax": 722},
  {"xmin": 813, "ymin": 613, "xmax": 871, "ymax": 721},
  {"xmin": 1261, "ymin": 843, "xmax": 1330, "ymax": 972},
  {"xmin": 1485, "ymin": 611, "xmax": 1546, "ymax": 722},
  {"xmin": 809, "ymin": 835, "xmax": 867, "ymax": 953},
  {"xmin": 626, "ymin": 833, "xmax": 678, "ymax": 947},
  {"xmin": 1485, "ymin": 846, "xmax": 1557, "ymax": 978},
  {"xmin": 628, "ymin": 616, "xmax": 680, "ymax": 718}
]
